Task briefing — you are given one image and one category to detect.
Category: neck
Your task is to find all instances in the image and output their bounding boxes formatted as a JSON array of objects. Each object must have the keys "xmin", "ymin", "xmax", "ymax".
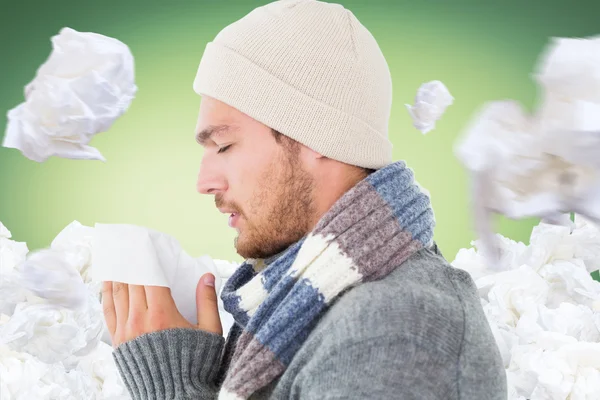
[{"xmin": 308, "ymin": 166, "xmax": 368, "ymax": 231}]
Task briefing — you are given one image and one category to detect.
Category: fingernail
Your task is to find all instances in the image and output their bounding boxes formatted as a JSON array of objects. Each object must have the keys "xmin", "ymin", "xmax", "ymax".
[{"xmin": 204, "ymin": 274, "xmax": 215, "ymax": 287}]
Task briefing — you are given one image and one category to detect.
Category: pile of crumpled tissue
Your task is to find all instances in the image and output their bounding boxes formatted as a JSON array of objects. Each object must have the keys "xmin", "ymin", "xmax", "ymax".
[
  {"xmin": 2, "ymin": 215, "xmax": 599, "ymax": 399},
  {"xmin": 455, "ymin": 34, "xmax": 600, "ymax": 269},
  {"xmin": 452, "ymin": 214, "xmax": 600, "ymax": 400},
  {"xmin": 2, "ymin": 27, "xmax": 137, "ymax": 162},
  {"xmin": 0, "ymin": 220, "xmax": 238, "ymax": 399}
]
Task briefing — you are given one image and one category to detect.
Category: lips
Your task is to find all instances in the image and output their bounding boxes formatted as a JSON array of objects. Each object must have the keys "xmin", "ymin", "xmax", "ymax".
[
  {"xmin": 228, "ymin": 212, "xmax": 240, "ymax": 228},
  {"xmin": 217, "ymin": 206, "xmax": 241, "ymax": 228}
]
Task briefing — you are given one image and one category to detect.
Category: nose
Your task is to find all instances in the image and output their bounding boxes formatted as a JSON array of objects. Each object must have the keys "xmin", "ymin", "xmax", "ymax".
[{"xmin": 196, "ymin": 155, "xmax": 227, "ymax": 195}]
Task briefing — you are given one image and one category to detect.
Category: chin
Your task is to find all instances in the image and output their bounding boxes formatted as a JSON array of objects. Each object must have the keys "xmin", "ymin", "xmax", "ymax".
[
  {"xmin": 233, "ymin": 234, "xmax": 252, "ymax": 259},
  {"xmin": 234, "ymin": 237, "xmax": 266, "ymax": 259}
]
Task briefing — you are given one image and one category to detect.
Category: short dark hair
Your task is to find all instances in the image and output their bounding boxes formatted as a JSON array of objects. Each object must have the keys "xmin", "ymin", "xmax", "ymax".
[{"xmin": 271, "ymin": 129, "xmax": 376, "ymax": 176}]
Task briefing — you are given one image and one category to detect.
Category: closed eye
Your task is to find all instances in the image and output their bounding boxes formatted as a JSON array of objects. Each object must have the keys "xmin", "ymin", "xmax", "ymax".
[{"xmin": 217, "ymin": 145, "xmax": 232, "ymax": 154}]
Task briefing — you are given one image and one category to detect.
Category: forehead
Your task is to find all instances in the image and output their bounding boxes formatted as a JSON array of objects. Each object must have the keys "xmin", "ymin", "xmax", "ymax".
[
  {"xmin": 195, "ymin": 96, "xmax": 274, "ymax": 146},
  {"xmin": 195, "ymin": 97, "xmax": 241, "ymax": 145}
]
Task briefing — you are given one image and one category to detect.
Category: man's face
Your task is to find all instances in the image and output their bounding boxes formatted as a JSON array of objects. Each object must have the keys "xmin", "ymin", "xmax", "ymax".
[{"xmin": 196, "ymin": 97, "xmax": 315, "ymax": 259}]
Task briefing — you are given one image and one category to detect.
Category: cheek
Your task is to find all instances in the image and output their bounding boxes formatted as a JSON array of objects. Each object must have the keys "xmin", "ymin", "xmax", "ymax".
[
  {"xmin": 230, "ymin": 142, "xmax": 282, "ymax": 205},
  {"xmin": 227, "ymin": 160, "xmax": 263, "ymax": 210},
  {"xmin": 244, "ymin": 170, "xmax": 279, "ymax": 217},
  {"xmin": 237, "ymin": 146, "xmax": 276, "ymax": 185}
]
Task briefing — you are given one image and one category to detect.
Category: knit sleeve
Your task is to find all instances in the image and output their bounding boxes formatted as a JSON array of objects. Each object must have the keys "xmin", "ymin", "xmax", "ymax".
[{"xmin": 112, "ymin": 328, "xmax": 225, "ymax": 400}]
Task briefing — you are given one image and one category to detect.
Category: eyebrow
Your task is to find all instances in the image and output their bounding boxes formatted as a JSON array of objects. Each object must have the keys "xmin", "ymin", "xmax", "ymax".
[{"xmin": 195, "ymin": 124, "xmax": 236, "ymax": 145}]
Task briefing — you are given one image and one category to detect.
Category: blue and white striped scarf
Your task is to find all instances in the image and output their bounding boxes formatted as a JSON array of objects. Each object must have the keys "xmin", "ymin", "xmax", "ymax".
[{"xmin": 219, "ymin": 161, "xmax": 435, "ymax": 399}]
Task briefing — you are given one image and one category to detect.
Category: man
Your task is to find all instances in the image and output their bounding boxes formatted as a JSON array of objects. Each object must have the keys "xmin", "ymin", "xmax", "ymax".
[{"xmin": 102, "ymin": 1, "xmax": 507, "ymax": 399}]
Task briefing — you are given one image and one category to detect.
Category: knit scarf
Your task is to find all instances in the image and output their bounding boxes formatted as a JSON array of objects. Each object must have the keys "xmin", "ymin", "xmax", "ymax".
[{"xmin": 218, "ymin": 161, "xmax": 435, "ymax": 399}]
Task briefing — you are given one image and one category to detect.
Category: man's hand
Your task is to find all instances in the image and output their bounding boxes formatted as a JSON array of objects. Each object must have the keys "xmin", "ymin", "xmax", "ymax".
[{"xmin": 102, "ymin": 273, "xmax": 222, "ymax": 348}]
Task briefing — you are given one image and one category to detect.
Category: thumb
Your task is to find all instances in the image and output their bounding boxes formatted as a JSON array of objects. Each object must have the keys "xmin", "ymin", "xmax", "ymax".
[{"xmin": 196, "ymin": 273, "xmax": 223, "ymax": 336}]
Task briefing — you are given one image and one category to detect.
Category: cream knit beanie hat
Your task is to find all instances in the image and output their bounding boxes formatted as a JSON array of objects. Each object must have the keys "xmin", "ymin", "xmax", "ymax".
[{"xmin": 193, "ymin": 0, "xmax": 393, "ymax": 169}]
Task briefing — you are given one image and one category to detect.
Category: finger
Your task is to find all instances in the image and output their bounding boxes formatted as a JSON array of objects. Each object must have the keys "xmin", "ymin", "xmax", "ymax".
[
  {"xmin": 101, "ymin": 281, "xmax": 116, "ymax": 336},
  {"xmin": 113, "ymin": 281, "xmax": 129, "ymax": 326},
  {"xmin": 145, "ymin": 285, "xmax": 175, "ymax": 311},
  {"xmin": 196, "ymin": 273, "xmax": 222, "ymax": 335},
  {"xmin": 128, "ymin": 284, "xmax": 148, "ymax": 316}
]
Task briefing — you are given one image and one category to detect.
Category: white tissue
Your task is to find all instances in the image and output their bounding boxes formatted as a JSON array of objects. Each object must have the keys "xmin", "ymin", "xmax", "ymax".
[
  {"xmin": 0, "ymin": 272, "xmax": 105, "ymax": 362},
  {"xmin": 452, "ymin": 215, "xmax": 600, "ymax": 399},
  {"xmin": 0, "ymin": 300, "xmax": 104, "ymax": 365},
  {"xmin": 50, "ymin": 221, "xmax": 98, "ymax": 294},
  {"xmin": 0, "ymin": 343, "xmax": 100, "ymax": 400},
  {"xmin": 73, "ymin": 341, "xmax": 130, "ymax": 398},
  {"xmin": 534, "ymin": 36, "xmax": 600, "ymax": 104},
  {"xmin": 0, "ymin": 223, "xmax": 31, "ymax": 317},
  {"xmin": 455, "ymin": 100, "xmax": 536, "ymax": 174},
  {"xmin": 91, "ymin": 223, "xmax": 232, "ymax": 334},
  {"xmin": 572, "ymin": 214, "xmax": 600, "ymax": 273},
  {"xmin": 18, "ymin": 249, "xmax": 89, "ymax": 310},
  {"xmin": 0, "ymin": 222, "xmax": 29, "ymax": 275},
  {"xmin": 0, "ymin": 221, "xmax": 11, "ymax": 238},
  {"xmin": 0, "ymin": 273, "xmax": 29, "ymax": 317},
  {"xmin": 213, "ymin": 259, "xmax": 240, "ymax": 280},
  {"xmin": 455, "ymin": 34, "xmax": 600, "ymax": 269},
  {"xmin": 2, "ymin": 27, "xmax": 137, "ymax": 162},
  {"xmin": 405, "ymin": 80, "xmax": 454, "ymax": 134}
]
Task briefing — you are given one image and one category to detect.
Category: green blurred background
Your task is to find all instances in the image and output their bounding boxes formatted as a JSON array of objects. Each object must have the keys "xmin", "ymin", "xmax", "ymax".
[{"xmin": 1, "ymin": 0, "xmax": 599, "ymax": 268}]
